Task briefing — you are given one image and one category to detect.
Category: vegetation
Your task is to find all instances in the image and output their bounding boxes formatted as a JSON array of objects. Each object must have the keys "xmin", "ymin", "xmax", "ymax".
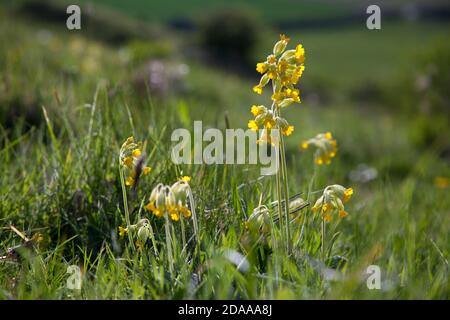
[{"xmin": 0, "ymin": 3, "xmax": 449, "ymax": 299}]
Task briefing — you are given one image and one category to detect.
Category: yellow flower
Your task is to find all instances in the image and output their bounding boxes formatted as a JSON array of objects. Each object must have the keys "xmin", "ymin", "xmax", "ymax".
[
  {"xmin": 311, "ymin": 185, "xmax": 353, "ymax": 222},
  {"xmin": 256, "ymin": 62, "xmax": 267, "ymax": 74},
  {"xmin": 180, "ymin": 176, "xmax": 191, "ymax": 182},
  {"xmin": 248, "ymin": 120, "xmax": 259, "ymax": 131},
  {"xmin": 143, "ymin": 166, "xmax": 152, "ymax": 175},
  {"xmin": 120, "ymin": 137, "xmax": 151, "ymax": 188},
  {"xmin": 123, "ymin": 156, "xmax": 133, "ymax": 168},
  {"xmin": 118, "ymin": 226, "xmax": 128, "ymax": 237},
  {"xmin": 271, "ymin": 91, "xmax": 284, "ymax": 102},
  {"xmin": 301, "ymin": 142, "xmax": 309, "ymax": 149},
  {"xmin": 322, "ymin": 203, "xmax": 332, "ymax": 212},
  {"xmin": 283, "ymin": 125, "xmax": 294, "ymax": 136},
  {"xmin": 267, "ymin": 70, "xmax": 277, "ymax": 79},
  {"xmin": 169, "ymin": 208, "xmax": 180, "ymax": 222},
  {"xmin": 343, "ymin": 188, "xmax": 353, "ymax": 203},
  {"xmin": 253, "ymin": 84, "xmax": 263, "ymax": 94},
  {"xmin": 125, "ymin": 176, "xmax": 135, "ymax": 186},
  {"xmin": 339, "ymin": 210, "xmax": 348, "ymax": 218},
  {"xmin": 295, "ymin": 44, "xmax": 305, "ymax": 63},
  {"xmin": 179, "ymin": 206, "xmax": 192, "ymax": 218},
  {"xmin": 285, "ymin": 88, "xmax": 300, "ymax": 102},
  {"xmin": 434, "ymin": 176, "xmax": 449, "ymax": 189},
  {"xmin": 264, "ymin": 118, "xmax": 276, "ymax": 129},
  {"xmin": 132, "ymin": 149, "xmax": 142, "ymax": 158},
  {"xmin": 302, "ymin": 132, "xmax": 337, "ymax": 165},
  {"xmin": 251, "ymin": 105, "xmax": 265, "ymax": 116}
]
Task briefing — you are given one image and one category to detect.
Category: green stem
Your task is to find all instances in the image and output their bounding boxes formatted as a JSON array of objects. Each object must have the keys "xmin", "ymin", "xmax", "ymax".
[
  {"xmin": 275, "ymin": 150, "xmax": 285, "ymax": 251},
  {"xmin": 180, "ymin": 215, "xmax": 186, "ymax": 253},
  {"xmin": 321, "ymin": 217, "xmax": 326, "ymax": 261},
  {"xmin": 279, "ymin": 133, "xmax": 291, "ymax": 254},
  {"xmin": 119, "ymin": 166, "xmax": 135, "ymax": 251},
  {"xmin": 164, "ymin": 214, "xmax": 174, "ymax": 275}
]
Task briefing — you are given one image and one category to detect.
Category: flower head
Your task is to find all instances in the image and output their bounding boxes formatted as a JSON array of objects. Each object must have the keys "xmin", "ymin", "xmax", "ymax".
[
  {"xmin": 120, "ymin": 136, "xmax": 151, "ymax": 187},
  {"xmin": 301, "ymin": 132, "xmax": 337, "ymax": 165},
  {"xmin": 145, "ymin": 180, "xmax": 193, "ymax": 221},
  {"xmin": 250, "ymin": 34, "xmax": 305, "ymax": 146},
  {"xmin": 311, "ymin": 185, "xmax": 354, "ymax": 222}
]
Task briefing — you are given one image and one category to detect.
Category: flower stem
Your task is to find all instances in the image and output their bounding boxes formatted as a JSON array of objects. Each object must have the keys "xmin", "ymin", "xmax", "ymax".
[
  {"xmin": 164, "ymin": 215, "xmax": 174, "ymax": 275},
  {"xmin": 275, "ymin": 149, "xmax": 285, "ymax": 251},
  {"xmin": 321, "ymin": 217, "xmax": 326, "ymax": 261},
  {"xmin": 119, "ymin": 166, "xmax": 135, "ymax": 251},
  {"xmin": 279, "ymin": 133, "xmax": 291, "ymax": 254}
]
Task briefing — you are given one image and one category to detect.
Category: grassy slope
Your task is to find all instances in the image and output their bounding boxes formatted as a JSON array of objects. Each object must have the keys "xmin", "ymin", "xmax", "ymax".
[
  {"xmin": 0, "ymin": 10, "xmax": 449, "ymax": 299},
  {"xmin": 74, "ymin": 0, "xmax": 351, "ymax": 22}
]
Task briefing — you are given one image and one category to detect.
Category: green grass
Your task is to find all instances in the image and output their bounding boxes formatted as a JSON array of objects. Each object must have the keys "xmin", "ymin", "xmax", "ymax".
[
  {"xmin": 74, "ymin": 0, "xmax": 352, "ymax": 23},
  {"xmin": 0, "ymin": 9, "xmax": 449, "ymax": 299}
]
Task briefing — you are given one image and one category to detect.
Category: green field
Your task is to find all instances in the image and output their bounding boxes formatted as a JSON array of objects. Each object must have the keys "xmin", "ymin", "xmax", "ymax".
[{"xmin": 0, "ymin": 3, "xmax": 449, "ymax": 300}]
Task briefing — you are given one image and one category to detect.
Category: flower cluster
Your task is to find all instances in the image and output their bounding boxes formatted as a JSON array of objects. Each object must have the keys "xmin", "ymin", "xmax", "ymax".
[
  {"xmin": 248, "ymin": 105, "xmax": 294, "ymax": 145},
  {"xmin": 301, "ymin": 132, "xmax": 337, "ymax": 165},
  {"xmin": 119, "ymin": 218, "xmax": 152, "ymax": 243},
  {"xmin": 311, "ymin": 185, "xmax": 354, "ymax": 222},
  {"xmin": 120, "ymin": 136, "xmax": 151, "ymax": 186},
  {"xmin": 248, "ymin": 34, "xmax": 305, "ymax": 145},
  {"xmin": 253, "ymin": 34, "xmax": 305, "ymax": 100},
  {"xmin": 144, "ymin": 179, "xmax": 192, "ymax": 222}
]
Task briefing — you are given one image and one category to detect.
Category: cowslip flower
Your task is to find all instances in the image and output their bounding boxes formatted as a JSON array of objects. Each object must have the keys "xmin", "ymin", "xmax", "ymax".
[
  {"xmin": 247, "ymin": 106, "xmax": 294, "ymax": 140},
  {"xmin": 250, "ymin": 34, "xmax": 305, "ymax": 147},
  {"xmin": 301, "ymin": 132, "xmax": 337, "ymax": 165},
  {"xmin": 252, "ymin": 34, "xmax": 305, "ymax": 100},
  {"xmin": 120, "ymin": 136, "xmax": 151, "ymax": 186},
  {"xmin": 145, "ymin": 180, "xmax": 192, "ymax": 221},
  {"xmin": 311, "ymin": 185, "xmax": 354, "ymax": 222},
  {"xmin": 118, "ymin": 218, "xmax": 152, "ymax": 243}
]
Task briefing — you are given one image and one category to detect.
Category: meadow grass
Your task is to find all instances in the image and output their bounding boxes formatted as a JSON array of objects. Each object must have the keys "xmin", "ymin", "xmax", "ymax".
[{"xmin": 0, "ymin": 11, "xmax": 449, "ymax": 299}]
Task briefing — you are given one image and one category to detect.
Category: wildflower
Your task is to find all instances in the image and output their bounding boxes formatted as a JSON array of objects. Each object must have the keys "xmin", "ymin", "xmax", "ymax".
[
  {"xmin": 311, "ymin": 185, "xmax": 354, "ymax": 222},
  {"xmin": 301, "ymin": 132, "xmax": 337, "ymax": 165},
  {"xmin": 248, "ymin": 120, "xmax": 259, "ymax": 131},
  {"xmin": 434, "ymin": 176, "xmax": 449, "ymax": 189},
  {"xmin": 251, "ymin": 105, "xmax": 265, "ymax": 116},
  {"xmin": 295, "ymin": 44, "xmax": 305, "ymax": 63},
  {"xmin": 145, "ymin": 180, "xmax": 193, "ymax": 222},
  {"xmin": 253, "ymin": 84, "xmax": 263, "ymax": 95},
  {"xmin": 283, "ymin": 125, "xmax": 294, "ymax": 136},
  {"xmin": 256, "ymin": 62, "xmax": 268, "ymax": 74},
  {"xmin": 179, "ymin": 176, "xmax": 191, "ymax": 182},
  {"xmin": 119, "ymin": 136, "xmax": 151, "ymax": 187},
  {"xmin": 118, "ymin": 226, "xmax": 128, "ymax": 237},
  {"xmin": 250, "ymin": 34, "xmax": 305, "ymax": 144},
  {"xmin": 276, "ymin": 117, "xmax": 295, "ymax": 137}
]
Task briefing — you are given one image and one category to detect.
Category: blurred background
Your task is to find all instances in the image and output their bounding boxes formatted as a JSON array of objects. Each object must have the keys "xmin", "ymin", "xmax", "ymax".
[{"xmin": 1, "ymin": 0, "xmax": 449, "ymax": 184}]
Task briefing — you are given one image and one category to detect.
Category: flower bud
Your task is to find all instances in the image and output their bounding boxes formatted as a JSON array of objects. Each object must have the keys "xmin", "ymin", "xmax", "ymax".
[
  {"xmin": 137, "ymin": 226, "xmax": 150, "ymax": 243},
  {"xmin": 273, "ymin": 40, "xmax": 287, "ymax": 56}
]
